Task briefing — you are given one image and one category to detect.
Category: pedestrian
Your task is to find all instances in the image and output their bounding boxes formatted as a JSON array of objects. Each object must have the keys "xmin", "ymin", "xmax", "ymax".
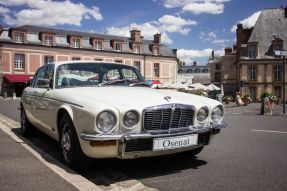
[{"xmin": 235, "ymin": 92, "xmax": 243, "ymax": 106}]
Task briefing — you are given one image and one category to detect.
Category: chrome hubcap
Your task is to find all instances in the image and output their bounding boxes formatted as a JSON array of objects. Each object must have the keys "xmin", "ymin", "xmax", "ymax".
[{"xmin": 61, "ymin": 126, "xmax": 72, "ymax": 163}]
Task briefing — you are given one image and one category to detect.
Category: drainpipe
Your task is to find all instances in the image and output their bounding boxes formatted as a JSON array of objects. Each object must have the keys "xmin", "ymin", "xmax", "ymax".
[{"xmin": 143, "ymin": 54, "xmax": 146, "ymax": 80}]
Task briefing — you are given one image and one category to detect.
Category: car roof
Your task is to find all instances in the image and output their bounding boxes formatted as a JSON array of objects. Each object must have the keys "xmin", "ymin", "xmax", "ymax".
[{"xmin": 50, "ymin": 60, "xmax": 132, "ymax": 67}]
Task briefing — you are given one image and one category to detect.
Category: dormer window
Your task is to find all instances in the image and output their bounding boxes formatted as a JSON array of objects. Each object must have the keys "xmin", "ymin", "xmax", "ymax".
[
  {"xmin": 95, "ymin": 40, "xmax": 103, "ymax": 50},
  {"xmin": 68, "ymin": 35, "xmax": 82, "ymax": 48},
  {"xmin": 134, "ymin": 44, "xmax": 141, "ymax": 53},
  {"xmin": 15, "ymin": 31, "xmax": 24, "ymax": 43},
  {"xmin": 153, "ymin": 46, "xmax": 159, "ymax": 55},
  {"xmin": 111, "ymin": 40, "xmax": 123, "ymax": 51},
  {"xmin": 272, "ymin": 38, "xmax": 283, "ymax": 52},
  {"xmin": 73, "ymin": 38, "xmax": 81, "ymax": 48},
  {"xmin": 115, "ymin": 42, "xmax": 122, "ymax": 51},
  {"xmin": 247, "ymin": 43, "xmax": 257, "ymax": 59},
  {"xmin": 91, "ymin": 37, "xmax": 104, "ymax": 50},
  {"xmin": 44, "ymin": 35, "xmax": 53, "ymax": 46}
]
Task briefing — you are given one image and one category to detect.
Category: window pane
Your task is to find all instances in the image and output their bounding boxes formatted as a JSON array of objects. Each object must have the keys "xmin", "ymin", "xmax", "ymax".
[
  {"xmin": 154, "ymin": 63, "xmax": 160, "ymax": 77},
  {"xmin": 14, "ymin": 54, "xmax": 25, "ymax": 69}
]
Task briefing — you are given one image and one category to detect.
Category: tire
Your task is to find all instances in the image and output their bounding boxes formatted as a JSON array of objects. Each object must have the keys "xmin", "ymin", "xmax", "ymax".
[
  {"xmin": 20, "ymin": 109, "xmax": 35, "ymax": 137},
  {"xmin": 59, "ymin": 114, "xmax": 91, "ymax": 170}
]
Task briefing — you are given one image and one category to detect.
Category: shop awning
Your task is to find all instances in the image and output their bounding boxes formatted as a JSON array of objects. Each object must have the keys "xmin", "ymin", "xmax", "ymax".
[{"xmin": 3, "ymin": 74, "xmax": 33, "ymax": 83}]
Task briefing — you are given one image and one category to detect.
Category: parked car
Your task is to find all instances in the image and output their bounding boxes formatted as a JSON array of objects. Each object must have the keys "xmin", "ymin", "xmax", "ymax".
[{"xmin": 20, "ymin": 61, "xmax": 226, "ymax": 169}]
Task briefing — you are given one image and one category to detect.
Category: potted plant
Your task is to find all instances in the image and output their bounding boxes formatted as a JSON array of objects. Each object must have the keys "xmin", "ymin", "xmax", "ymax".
[
  {"xmin": 223, "ymin": 95, "xmax": 233, "ymax": 104},
  {"xmin": 241, "ymin": 94, "xmax": 251, "ymax": 106}
]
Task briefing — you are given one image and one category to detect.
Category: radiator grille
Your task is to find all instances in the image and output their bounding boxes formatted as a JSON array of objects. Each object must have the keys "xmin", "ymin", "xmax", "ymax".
[{"xmin": 143, "ymin": 104, "xmax": 194, "ymax": 131}]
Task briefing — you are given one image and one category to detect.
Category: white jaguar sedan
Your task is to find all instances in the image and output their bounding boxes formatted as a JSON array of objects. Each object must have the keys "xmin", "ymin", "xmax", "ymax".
[{"xmin": 21, "ymin": 61, "xmax": 226, "ymax": 169}]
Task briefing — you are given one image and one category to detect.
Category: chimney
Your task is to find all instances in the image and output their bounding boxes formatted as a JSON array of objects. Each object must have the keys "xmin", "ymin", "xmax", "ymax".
[
  {"xmin": 154, "ymin": 33, "xmax": 161, "ymax": 44},
  {"xmin": 130, "ymin": 29, "xmax": 141, "ymax": 42},
  {"xmin": 284, "ymin": 6, "xmax": 287, "ymax": 18},
  {"xmin": 193, "ymin": 61, "xmax": 197, "ymax": 66},
  {"xmin": 211, "ymin": 50, "xmax": 214, "ymax": 60},
  {"xmin": 225, "ymin": 47, "xmax": 232, "ymax": 55}
]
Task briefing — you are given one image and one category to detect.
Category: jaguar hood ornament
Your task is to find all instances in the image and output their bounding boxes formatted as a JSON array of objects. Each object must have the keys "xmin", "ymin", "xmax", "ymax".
[{"xmin": 164, "ymin": 96, "xmax": 171, "ymax": 102}]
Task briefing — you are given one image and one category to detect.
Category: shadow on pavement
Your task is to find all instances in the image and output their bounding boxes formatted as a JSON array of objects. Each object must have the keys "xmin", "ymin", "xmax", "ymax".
[{"xmin": 10, "ymin": 126, "xmax": 207, "ymax": 187}]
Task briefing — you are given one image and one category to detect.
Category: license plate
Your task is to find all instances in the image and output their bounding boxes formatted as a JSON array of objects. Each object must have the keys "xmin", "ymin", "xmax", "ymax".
[{"xmin": 153, "ymin": 134, "xmax": 198, "ymax": 151}]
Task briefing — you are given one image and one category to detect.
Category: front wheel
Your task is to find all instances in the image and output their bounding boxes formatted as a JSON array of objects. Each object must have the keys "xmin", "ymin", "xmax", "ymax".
[
  {"xmin": 20, "ymin": 109, "xmax": 35, "ymax": 137},
  {"xmin": 59, "ymin": 114, "xmax": 91, "ymax": 170}
]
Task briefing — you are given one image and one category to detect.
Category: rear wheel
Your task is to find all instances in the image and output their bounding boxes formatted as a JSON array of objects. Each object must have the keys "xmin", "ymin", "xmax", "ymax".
[
  {"xmin": 59, "ymin": 114, "xmax": 91, "ymax": 170},
  {"xmin": 20, "ymin": 109, "xmax": 35, "ymax": 137}
]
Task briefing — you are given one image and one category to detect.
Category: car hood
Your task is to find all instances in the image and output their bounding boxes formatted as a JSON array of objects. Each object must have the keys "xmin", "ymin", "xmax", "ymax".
[{"xmin": 53, "ymin": 87, "xmax": 221, "ymax": 111}]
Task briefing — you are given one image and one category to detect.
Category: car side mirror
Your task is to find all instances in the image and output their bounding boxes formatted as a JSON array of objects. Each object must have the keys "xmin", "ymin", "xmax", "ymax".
[{"xmin": 37, "ymin": 78, "xmax": 51, "ymax": 89}]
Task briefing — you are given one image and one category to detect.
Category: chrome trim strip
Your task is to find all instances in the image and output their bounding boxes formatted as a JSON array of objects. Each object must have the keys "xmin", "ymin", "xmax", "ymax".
[{"xmin": 80, "ymin": 125, "xmax": 211, "ymax": 141}]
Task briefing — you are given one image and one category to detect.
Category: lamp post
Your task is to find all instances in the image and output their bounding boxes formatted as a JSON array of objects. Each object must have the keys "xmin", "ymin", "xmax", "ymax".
[{"xmin": 275, "ymin": 50, "xmax": 287, "ymax": 114}]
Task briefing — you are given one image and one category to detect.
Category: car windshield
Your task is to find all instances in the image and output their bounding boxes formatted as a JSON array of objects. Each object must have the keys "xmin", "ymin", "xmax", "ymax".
[{"xmin": 55, "ymin": 63, "xmax": 147, "ymax": 88}]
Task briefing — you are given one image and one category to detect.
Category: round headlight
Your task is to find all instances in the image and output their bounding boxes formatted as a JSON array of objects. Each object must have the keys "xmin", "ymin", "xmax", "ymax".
[
  {"xmin": 96, "ymin": 111, "xmax": 117, "ymax": 133},
  {"xmin": 211, "ymin": 106, "xmax": 224, "ymax": 123},
  {"xmin": 197, "ymin": 107, "xmax": 209, "ymax": 122},
  {"xmin": 123, "ymin": 110, "xmax": 139, "ymax": 128}
]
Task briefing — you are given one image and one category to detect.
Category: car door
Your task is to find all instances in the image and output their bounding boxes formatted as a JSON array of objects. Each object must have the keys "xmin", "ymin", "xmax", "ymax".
[
  {"xmin": 32, "ymin": 64, "xmax": 56, "ymax": 135},
  {"xmin": 25, "ymin": 66, "xmax": 47, "ymax": 127}
]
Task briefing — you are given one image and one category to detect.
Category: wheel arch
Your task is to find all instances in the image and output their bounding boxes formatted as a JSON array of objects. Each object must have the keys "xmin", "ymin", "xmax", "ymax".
[{"xmin": 57, "ymin": 105, "xmax": 74, "ymax": 138}]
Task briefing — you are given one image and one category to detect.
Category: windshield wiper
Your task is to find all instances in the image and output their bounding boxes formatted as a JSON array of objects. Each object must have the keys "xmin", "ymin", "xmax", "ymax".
[
  {"xmin": 129, "ymin": 82, "xmax": 150, "ymax": 87},
  {"xmin": 98, "ymin": 79, "xmax": 131, "ymax": 87}
]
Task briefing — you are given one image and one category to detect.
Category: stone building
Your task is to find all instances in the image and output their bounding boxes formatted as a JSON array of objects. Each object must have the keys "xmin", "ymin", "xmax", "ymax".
[
  {"xmin": 210, "ymin": 7, "xmax": 287, "ymax": 101},
  {"xmin": 0, "ymin": 25, "xmax": 177, "ymax": 96},
  {"xmin": 178, "ymin": 62, "xmax": 210, "ymax": 85}
]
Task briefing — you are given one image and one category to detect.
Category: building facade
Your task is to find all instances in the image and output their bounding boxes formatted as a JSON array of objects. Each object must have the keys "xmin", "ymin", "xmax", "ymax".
[
  {"xmin": 178, "ymin": 62, "xmax": 210, "ymax": 85},
  {"xmin": 210, "ymin": 7, "xmax": 287, "ymax": 101},
  {"xmin": 0, "ymin": 25, "xmax": 178, "ymax": 96}
]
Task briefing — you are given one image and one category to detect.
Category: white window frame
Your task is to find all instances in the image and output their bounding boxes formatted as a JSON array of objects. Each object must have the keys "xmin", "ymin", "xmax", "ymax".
[
  {"xmin": 248, "ymin": 46, "xmax": 257, "ymax": 59},
  {"xmin": 44, "ymin": 35, "xmax": 53, "ymax": 46},
  {"xmin": 15, "ymin": 32, "xmax": 24, "ymax": 43},
  {"xmin": 73, "ymin": 38, "xmax": 81, "ymax": 48},
  {"xmin": 14, "ymin": 54, "xmax": 25, "ymax": 70},
  {"xmin": 249, "ymin": 66, "xmax": 256, "ymax": 80},
  {"xmin": 154, "ymin": 63, "xmax": 160, "ymax": 77},
  {"xmin": 95, "ymin": 40, "xmax": 103, "ymax": 50},
  {"xmin": 115, "ymin": 43, "xmax": 122, "ymax": 51},
  {"xmin": 134, "ymin": 61, "xmax": 141, "ymax": 72}
]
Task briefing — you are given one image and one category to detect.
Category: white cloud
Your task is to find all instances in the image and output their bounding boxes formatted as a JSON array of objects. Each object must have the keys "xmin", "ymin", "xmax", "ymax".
[
  {"xmin": 107, "ymin": 15, "xmax": 197, "ymax": 44},
  {"xmin": 0, "ymin": 0, "xmax": 103, "ymax": 26},
  {"xmin": 212, "ymin": 39, "xmax": 229, "ymax": 44},
  {"xmin": 0, "ymin": 6, "xmax": 9, "ymax": 14},
  {"xmin": 199, "ymin": 31, "xmax": 217, "ymax": 41},
  {"xmin": 231, "ymin": 11, "xmax": 261, "ymax": 32},
  {"xmin": 177, "ymin": 48, "xmax": 213, "ymax": 62},
  {"xmin": 182, "ymin": 2, "xmax": 224, "ymax": 14},
  {"xmin": 177, "ymin": 47, "xmax": 225, "ymax": 62},
  {"xmin": 160, "ymin": 0, "xmax": 230, "ymax": 14}
]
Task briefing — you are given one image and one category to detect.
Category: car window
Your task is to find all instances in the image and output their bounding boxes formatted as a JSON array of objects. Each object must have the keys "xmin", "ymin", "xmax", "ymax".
[
  {"xmin": 45, "ymin": 65, "xmax": 54, "ymax": 88},
  {"xmin": 55, "ymin": 63, "xmax": 145, "ymax": 88},
  {"xmin": 33, "ymin": 67, "xmax": 47, "ymax": 88}
]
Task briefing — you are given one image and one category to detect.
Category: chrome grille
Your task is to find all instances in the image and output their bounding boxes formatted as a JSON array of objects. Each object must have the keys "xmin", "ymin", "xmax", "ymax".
[{"xmin": 143, "ymin": 104, "xmax": 194, "ymax": 131}]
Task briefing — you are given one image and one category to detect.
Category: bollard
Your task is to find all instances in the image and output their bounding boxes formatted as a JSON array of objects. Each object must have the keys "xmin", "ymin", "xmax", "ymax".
[
  {"xmin": 12, "ymin": 92, "xmax": 16, "ymax": 100},
  {"xmin": 3, "ymin": 92, "xmax": 7, "ymax": 99},
  {"xmin": 260, "ymin": 98, "xmax": 264, "ymax": 115}
]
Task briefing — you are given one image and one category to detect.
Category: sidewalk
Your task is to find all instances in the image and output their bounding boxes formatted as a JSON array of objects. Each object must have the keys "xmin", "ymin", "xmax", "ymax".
[
  {"xmin": 224, "ymin": 102, "xmax": 287, "ymax": 116},
  {"xmin": 0, "ymin": 123, "xmax": 79, "ymax": 191}
]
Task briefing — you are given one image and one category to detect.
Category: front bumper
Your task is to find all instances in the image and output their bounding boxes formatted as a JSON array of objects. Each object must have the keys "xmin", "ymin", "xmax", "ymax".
[
  {"xmin": 79, "ymin": 122, "xmax": 226, "ymax": 158},
  {"xmin": 80, "ymin": 122, "xmax": 227, "ymax": 141}
]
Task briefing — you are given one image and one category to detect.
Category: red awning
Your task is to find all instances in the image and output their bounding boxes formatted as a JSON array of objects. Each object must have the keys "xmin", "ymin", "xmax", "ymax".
[{"xmin": 3, "ymin": 74, "xmax": 33, "ymax": 83}]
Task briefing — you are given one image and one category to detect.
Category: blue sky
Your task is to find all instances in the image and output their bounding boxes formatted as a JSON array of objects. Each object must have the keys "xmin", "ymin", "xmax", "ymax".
[{"xmin": 0, "ymin": 0, "xmax": 286, "ymax": 64}]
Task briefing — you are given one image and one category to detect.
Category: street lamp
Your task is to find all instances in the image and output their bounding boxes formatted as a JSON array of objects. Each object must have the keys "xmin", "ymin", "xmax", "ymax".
[{"xmin": 275, "ymin": 50, "xmax": 287, "ymax": 114}]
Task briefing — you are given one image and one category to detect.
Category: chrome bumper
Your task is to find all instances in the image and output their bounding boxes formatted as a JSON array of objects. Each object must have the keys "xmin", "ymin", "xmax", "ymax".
[{"xmin": 80, "ymin": 122, "xmax": 227, "ymax": 141}]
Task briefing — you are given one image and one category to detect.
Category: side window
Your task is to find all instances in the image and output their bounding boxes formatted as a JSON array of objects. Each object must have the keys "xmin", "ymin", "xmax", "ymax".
[
  {"xmin": 33, "ymin": 67, "xmax": 47, "ymax": 88},
  {"xmin": 44, "ymin": 65, "xmax": 54, "ymax": 88}
]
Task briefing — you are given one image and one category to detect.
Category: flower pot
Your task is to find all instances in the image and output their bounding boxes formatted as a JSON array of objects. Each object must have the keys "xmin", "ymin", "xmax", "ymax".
[
  {"xmin": 242, "ymin": 99, "xmax": 249, "ymax": 106},
  {"xmin": 224, "ymin": 99, "xmax": 231, "ymax": 104}
]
